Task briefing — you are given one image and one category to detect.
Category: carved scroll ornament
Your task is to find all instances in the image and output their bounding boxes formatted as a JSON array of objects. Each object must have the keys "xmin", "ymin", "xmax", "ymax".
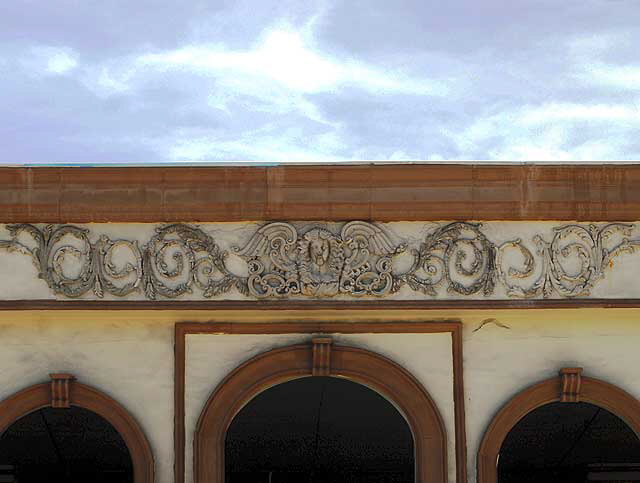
[
  {"xmin": 0, "ymin": 223, "xmax": 245, "ymax": 299},
  {"xmin": 1, "ymin": 221, "xmax": 639, "ymax": 300},
  {"xmin": 235, "ymin": 221, "xmax": 405, "ymax": 297}
]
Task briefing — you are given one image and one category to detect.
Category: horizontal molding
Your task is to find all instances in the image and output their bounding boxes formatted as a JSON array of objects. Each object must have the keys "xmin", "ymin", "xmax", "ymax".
[
  {"xmin": 2, "ymin": 298, "xmax": 640, "ymax": 310},
  {"xmin": 1, "ymin": 164, "xmax": 639, "ymax": 222}
]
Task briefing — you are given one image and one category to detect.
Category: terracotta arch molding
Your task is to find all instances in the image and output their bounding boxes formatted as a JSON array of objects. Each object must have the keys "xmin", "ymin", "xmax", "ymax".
[
  {"xmin": 477, "ymin": 368, "xmax": 640, "ymax": 483},
  {"xmin": 194, "ymin": 338, "xmax": 448, "ymax": 483},
  {"xmin": 0, "ymin": 374, "xmax": 154, "ymax": 483}
]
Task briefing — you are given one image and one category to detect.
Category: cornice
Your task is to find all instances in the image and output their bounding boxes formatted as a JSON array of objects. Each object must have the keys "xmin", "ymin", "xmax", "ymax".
[{"xmin": 1, "ymin": 164, "xmax": 638, "ymax": 222}]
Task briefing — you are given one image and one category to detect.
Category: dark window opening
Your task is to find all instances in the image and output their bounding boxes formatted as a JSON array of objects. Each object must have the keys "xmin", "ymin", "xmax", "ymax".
[
  {"xmin": 499, "ymin": 402, "xmax": 640, "ymax": 483},
  {"xmin": 0, "ymin": 406, "xmax": 133, "ymax": 483},
  {"xmin": 225, "ymin": 376, "xmax": 414, "ymax": 483}
]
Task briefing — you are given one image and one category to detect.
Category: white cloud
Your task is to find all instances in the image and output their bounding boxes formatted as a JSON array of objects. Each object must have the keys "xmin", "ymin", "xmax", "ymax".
[
  {"xmin": 138, "ymin": 26, "xmax": 446, "ymax": 96},
  {"xmin": 80, "ymin": 22, "xmax": 447, "ymax": 161},
  {"xmin": 567, "ymin": 33, "xmax": 623, "ymax": 59},
  {"xmin": 387, "ymin": 150, "xmax": 414, "ymax": 161},
  {"xmin": 96, "ymin": 67, "xmax": 133, "ymax": 95},
  {"xmin": 447, "ymin": 102, "xmax": 640, "ymax": 160},
  {"xmin": 25, "ymin": 46, "xmax": 78, "ymax": 75},
  {"xmin": 579, "ymin": 62, "xmax": 640, "ymax": 90},
  {"xmin": 568, "ymin": 32, "xmax": 640, "ymax": 91},
  {"xmin": 79, "ymin": 61, "xmax": 137, "ymax": 98},
  {"xmin": 206, "ymin": 75, "xmax": 337, "ymax": 127},
  {"xmin": 4, "ymin": 5, "xmax": 639, "ymax": 163},
  {"xmin": 519, "ymin": 103, "xmax": 640, "ymax": 124},
  {"xmin": 163, "ymin": 126, "xmax": 345, "ymax": 162}
]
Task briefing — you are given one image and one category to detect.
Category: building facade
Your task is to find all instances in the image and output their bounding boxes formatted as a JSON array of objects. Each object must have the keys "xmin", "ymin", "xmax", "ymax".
[{"xmin": 1, "ymin": 164, "xmax": 639, "ymax": 483}]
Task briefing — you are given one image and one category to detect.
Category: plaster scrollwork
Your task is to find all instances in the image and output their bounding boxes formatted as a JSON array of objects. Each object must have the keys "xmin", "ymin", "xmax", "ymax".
[
  {"xmin": 496, "ymin": 223, "xmax": 640, "ymax": 298},
  {"xmin": 1, "ymin": 221, "xmax": 639, "ymax": 300},
  {"xmin": 0, "ymin": 223, "xmax": 245, "ymax": 299},
  {"xmin": 397, "ymin": 222, "xmax": 497, "ymax": 296},
  {"xmin": 141, "ymin": 224, "xmax": 246, "ymax": 299},
  {"xmin": 234, "ymin": 221, "xmax": 405, "ymax": 297}
]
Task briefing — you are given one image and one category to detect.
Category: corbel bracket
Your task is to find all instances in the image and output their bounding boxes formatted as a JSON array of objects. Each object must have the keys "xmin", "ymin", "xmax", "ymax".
[
  {"xmin": 312, "ymin": 337, "xmax": 333, "ymax": 376},
  {"xmin": 559, "ymin": 367, "xmax": 583, "ymax": 403},
  {"xmin": 49, "ymin": 373, "xmax": 75, "ymax": 408}
]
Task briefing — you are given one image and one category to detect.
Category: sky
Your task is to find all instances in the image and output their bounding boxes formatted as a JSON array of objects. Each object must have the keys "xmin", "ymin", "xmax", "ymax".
[{"xmin": 1, "ymin": 0, "xmax": 639, "ymax": 163}]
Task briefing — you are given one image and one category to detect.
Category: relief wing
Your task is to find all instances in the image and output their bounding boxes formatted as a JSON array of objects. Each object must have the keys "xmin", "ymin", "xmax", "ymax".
[
  {"xmin": 340, "ymin": 221, "xmax": 402, "ymax": 256},
  {"xmin": 234, "ymin": 222, "xmax": 298, "ymax": 272}
]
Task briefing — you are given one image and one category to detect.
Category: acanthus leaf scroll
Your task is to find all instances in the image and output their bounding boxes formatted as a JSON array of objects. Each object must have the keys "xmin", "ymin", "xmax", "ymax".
[
  {"xmin": 397, "ymin": 222, "xmax": 497, "ymax": 297},
  {"xmin": 0, "ymin": 223, "xmax": 245, "ymax": 299},
  {"xmin": 1, "ymin": 221, "xmax": 639, "ymax": 300},
  {"xmin": 496, "ymin": 223, "xmax": 640, "ymax": 298}
]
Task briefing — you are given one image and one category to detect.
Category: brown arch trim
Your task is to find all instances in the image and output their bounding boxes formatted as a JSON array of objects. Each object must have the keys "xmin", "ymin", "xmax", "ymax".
[
  {"xmin": 477, "ymin": 369, "xmax": 640, "ymax": 483},
  {"xmin": 194, "ymin": 340, "xmax": 448, "ymax": 483},
  {"xmin": 0, "ymin": 376, "xmax": 154, "ymax": 483}
]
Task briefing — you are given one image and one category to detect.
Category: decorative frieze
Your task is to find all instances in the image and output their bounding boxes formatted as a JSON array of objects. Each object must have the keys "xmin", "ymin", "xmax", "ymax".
[
  {"xmin": 1, "ymin": 221, "xmax": 639, "ymax": 300},
  {"xmin": 0, "ymin": 223, "xmax": 245, "ymax": 299},
  {"xmin": 236, "ymin": 221, "xmax": 404, "ymax": 297}
]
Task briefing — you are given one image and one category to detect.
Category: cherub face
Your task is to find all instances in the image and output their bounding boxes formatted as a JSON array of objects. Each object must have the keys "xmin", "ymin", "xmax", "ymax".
[{"xmin": 309, "ymin": 238, "xmax": 330, "ymax": 266}]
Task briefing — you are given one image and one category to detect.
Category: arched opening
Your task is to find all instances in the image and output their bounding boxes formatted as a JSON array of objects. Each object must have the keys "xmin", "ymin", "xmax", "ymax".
[
  {"xmin": 195, "ymin": 339, "xmax": 446, "ymax": 483},
  {"xmin": 478, "ymin": 368, "xmax": 640, "ymax": 483},
  {"xmin": 0, "ymin": 376, "xmax": 154, "ymax": 483},
  {"xmin": 0, "ymin": 406, "xmax": 133, "ymax": 482},
  {"xmin": 225, "ymin": 376, "xmax": 414, "ymax": 483},
  {"xmin": 498, "ymin": 401, "xmax": 640, "ymax": 483}
]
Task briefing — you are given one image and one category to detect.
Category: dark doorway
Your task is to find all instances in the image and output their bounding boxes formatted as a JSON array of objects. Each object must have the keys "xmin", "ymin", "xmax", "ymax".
[
  {"xmin": 0, "ymin": 406, "xmax": 133, "ymax": 483},
  {"xmin": 225, "ymin": 376, "xmax": 414, "ymax": 483},
  {"xmin": 498, "ymin": 402, "xmax": 640, "ymax": 483}
]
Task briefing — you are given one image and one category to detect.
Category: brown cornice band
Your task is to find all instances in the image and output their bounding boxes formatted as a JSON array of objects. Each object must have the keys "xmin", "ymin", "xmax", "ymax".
[
  {"xmin": 1, "ymin": 298, "xmax": 640, "ymax": 311},
  {"xmin": 1, "ymin": 164, "xmax": 638, "ymax": 223}
]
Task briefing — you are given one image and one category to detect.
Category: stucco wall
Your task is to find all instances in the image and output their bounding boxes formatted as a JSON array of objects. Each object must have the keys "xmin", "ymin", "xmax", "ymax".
[
  {"xmin": 1, "ymin": 308, "xmax": 640, "ymax": 482},
  {"xmin": 463, "ymin": 308, "xmax": 640, "ymax": 481},
  {"xmin": 0, "ymin": 312, "xmax": 176, "ymax": 482},
  {"xmin": 186, "ymin": 332, "xmax": 455, "ymax": 482}
]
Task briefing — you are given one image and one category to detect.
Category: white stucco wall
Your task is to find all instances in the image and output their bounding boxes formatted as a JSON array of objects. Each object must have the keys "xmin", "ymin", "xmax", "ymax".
[
  {"xmin": 463, "ymin": 309, "xmax": 640, "ymax": 481},
  {"xmin": 0, "ymin": 312, "xmax": 176, "ymax": 483},
  {"xmin": 185, "ymin": 332, "xmax": 455, "ymax": 483},
  {"xmin": 1, "ymin": 309, "xmax": 640, "ymax": 482}
]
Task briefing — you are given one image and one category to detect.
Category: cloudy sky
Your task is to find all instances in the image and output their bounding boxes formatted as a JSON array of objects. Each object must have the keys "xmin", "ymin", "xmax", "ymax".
[{"xmin": 1, "ymin": 0, "xmax": 639, "ymax": 163}]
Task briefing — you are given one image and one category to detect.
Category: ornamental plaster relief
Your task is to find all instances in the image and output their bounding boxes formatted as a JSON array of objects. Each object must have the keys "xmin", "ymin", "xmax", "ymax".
[{"xmin": 1, "ymin": 220, "xmax": 639, "ymax": 300}]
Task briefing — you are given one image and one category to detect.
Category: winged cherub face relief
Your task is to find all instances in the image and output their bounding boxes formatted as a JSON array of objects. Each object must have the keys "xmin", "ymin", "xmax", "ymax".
[
  {"xmin": 234, "ymin": 220, "xmax": 402, "ymax": 298},
  {"xmin": 297, "ymin": 228, "xmax": 342, "ymax": 296},
  {"xmin": 309, "ymin": 235, "xmax": 330, "ymax": 267}
]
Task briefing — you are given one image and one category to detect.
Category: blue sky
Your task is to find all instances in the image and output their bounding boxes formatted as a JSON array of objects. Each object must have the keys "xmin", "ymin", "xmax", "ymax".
[{"xmin": 1, "ymin": 0, "xmax": 639, "ymax": 163}]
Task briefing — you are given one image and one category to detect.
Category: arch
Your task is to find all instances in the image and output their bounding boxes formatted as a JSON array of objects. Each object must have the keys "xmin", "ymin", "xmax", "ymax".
[
  {"xmin": 477, "ymin": 368, "xmax": 640, "ymax": 483},
  {"xmin": 0, "ymin": 374, "xmax": 154, "ymax": 483},
  {"xmin": 194, "ymin": 339, "xmax": 447, "ymax": 483}
]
